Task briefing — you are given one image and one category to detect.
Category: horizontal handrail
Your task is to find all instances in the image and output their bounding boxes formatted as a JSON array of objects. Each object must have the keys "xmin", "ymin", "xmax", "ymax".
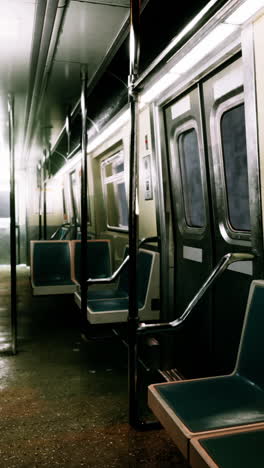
[
  {"xmin": 87, "ymin": 254, "xmax": 130, "ymax": 285},
  {"xmin": 138, "ymin": 252, "xmax": 255, "ymax": 334}
]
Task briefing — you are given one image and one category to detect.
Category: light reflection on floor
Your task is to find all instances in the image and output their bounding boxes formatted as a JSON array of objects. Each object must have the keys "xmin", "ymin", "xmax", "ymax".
[{"xmin": 0, "ymin": 264, "xmax": 12, "ymax": 354}]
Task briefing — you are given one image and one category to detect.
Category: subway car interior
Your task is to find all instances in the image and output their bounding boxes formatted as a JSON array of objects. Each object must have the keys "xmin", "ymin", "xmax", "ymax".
[{"xmin": 1, "ymin": 0, "xmax": 264, "ymax": 466}]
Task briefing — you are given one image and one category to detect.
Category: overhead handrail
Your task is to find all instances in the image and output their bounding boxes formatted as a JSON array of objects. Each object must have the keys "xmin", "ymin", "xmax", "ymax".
[
  {"xmin": 87, "ymin": 254, "xmax": 130, "ymax": 285},
  {"xmin": 138, "ymin": 252, "xmax": 255, "ymax": 334}
]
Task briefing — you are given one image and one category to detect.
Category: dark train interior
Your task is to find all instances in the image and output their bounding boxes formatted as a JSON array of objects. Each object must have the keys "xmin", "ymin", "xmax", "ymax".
[{"xmin": 1, "ymin": 0, "xmax": 264, "ymax": 466}]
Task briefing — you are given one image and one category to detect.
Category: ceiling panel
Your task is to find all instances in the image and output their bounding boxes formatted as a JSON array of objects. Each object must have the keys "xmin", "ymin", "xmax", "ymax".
[
  {"xmin": 40, "ymin": 0, "xmax": 129, "ymax": 148},
  {"xmin": 55, "ymin": 2, "xmax": 128, "ymax": 66}
]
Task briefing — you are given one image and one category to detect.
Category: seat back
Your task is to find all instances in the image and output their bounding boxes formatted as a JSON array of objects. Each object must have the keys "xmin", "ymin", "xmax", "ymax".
[
  {"xmin": 117, "ymin": 247, "xmax": 157, "ymax": 307},
  {"xmin": 31, "ymin": 241, "xmax": 72, "ymax": 284},
  {"xmin": 72, "ymin": 240, "xmax": 111, "ymax": 283},
  {"xmin": 236, "ymin": 280, "xmax": 264, "ymax": 388}
]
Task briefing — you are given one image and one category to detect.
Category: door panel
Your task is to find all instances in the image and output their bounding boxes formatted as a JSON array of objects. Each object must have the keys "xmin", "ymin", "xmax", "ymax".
[
  {"xmin": 164, "ymin": 87, "xmax": 213, "ymax": 377},
  {"xmin": 202, "ymin": 58, "xmax": 254, "ymax": 373}
]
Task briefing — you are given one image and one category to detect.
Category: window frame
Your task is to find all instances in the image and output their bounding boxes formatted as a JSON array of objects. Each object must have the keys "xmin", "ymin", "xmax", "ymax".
[
  {"xmin": 213, "ymin": 92, "xmax": 251, "ymax": 242},
  {"xmin": 177, "ymin": 126, "xmax": 206, "ymax": 229},
  {"xmin": 170, "ymin": 119, "xmax": 207, "ymax": 238},
  {"xmin": 101, "ymin": 150, "xmax": 128, "ymax": 232}
]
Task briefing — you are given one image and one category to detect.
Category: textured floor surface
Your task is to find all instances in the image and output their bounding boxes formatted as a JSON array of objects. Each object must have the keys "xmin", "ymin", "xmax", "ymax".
[{"xmin": 0, "ymin": 266, "xmax": 188, "ymax": 467}]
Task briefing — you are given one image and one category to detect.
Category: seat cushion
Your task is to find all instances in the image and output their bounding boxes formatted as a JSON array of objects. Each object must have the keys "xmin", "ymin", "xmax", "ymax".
[
  {"xmin": 34, "ymin": 278, "xmax": 75, "ymax": 286},
  {"xmin": 197, "ymin": 430, "xmax": 264, "ymax": 468},
  {"xmin": 154, "ymin": 374, "xmax": 264, "ymax": 433},
  {"xmin": 88, "ymin": 297, "xmax": 144, "ymax": 313},
  {"xmin": 87, "ymin": 288, "xmax": 128, "ymax": 301}
]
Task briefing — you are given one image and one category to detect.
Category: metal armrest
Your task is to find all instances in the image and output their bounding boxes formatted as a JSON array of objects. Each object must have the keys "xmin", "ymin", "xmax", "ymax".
[
  {"xmin": 87, "ymin": 254, "xmax": 130, "ymax": 285},
  {"xmin": 138, "ymin": 252, "xmax": 254, "ymax": 334},
  {"xmin": 138, "ymin": 236, "xmax": 160, "ymax": 248}
]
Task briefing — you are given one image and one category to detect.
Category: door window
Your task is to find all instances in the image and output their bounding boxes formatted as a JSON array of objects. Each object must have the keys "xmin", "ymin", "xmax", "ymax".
[
  {"xmin": 178, "ymin": 128, "xmax": 206, "ymax": 228},
  {"xmin": 220, "ymin": 103, "xmax": 250, "ymax": 231}
]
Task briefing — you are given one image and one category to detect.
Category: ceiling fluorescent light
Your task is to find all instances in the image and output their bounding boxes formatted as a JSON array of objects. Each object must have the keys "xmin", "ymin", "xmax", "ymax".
[
  {"xmin": 141, "ymin": 72, "xmax": 180, "ymax": 104},
  {"xmin": 169, "ymin": 0, "xmax": 220, "ymax": 51},
  {"xmin": 170, "ymin": 23, "xmax": 237, "ymax": 75},
  {"xmin": 54, "ymin": 110, "xmax": 130, "ymax": 179},
  {"xmin": 225, "ymin": 0, "xmax": 264, "ymax": 25}
]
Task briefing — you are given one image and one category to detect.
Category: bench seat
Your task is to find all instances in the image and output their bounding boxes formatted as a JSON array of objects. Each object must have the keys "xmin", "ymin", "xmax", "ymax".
[
  {"xmin": 148, "ymin": 374, "xmax": 264, "ymax": 459},
  {"xmin": 87, "ymin": 288, "xmax": 128, "ymax": 301},
  {"xmin": 75, "ymin": 248, "xmax": 160, "ymax": 324},
  {"xmin": 148, "ymin": 280, "xmax": 264, "ymax": 460}
]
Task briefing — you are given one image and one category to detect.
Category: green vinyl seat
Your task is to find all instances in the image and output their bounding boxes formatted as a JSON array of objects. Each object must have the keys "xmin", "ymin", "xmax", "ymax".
[
  {"xmin": 30, "ymin": 241, "xmax": 77, "ymax": 295},
  {"xmin": 148, "ymin": 280, "xmax": 264, "ymax": 461},
  {"xmin": 71, "ymin": 239, "xmax": 111, "ymax": 284},
  {"xmin": 190, "ymin": 429, "xmax": 264, "ymax": 468},
  {"xmin": 87, "ymin": 247, "xmax": 129, "ymax": 302},
  {"xmin": 74, "ymin": 248, "xmax": 160, "ymax": 324}
]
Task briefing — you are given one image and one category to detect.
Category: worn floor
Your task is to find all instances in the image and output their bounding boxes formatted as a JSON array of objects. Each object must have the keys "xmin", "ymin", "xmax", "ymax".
[{"xmin": 0, "ymin": 266, "xmax": 188, "ymax": 467}]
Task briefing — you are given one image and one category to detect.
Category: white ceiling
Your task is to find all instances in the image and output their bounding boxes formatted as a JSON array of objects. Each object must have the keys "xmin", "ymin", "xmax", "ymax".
[
  {"xmin": 43, "ymin": 0, "xmax": 129, "ymax": 147},
  {"xmin": 0, "ymin": 0, "xmax": 129, "ymax": 173}
]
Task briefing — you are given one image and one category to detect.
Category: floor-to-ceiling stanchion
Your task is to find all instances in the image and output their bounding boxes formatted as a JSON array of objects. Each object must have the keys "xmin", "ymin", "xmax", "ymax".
[
  {"xmin": 128, "ymin": 0, "xmax": 141, "ymax": 428},
  {"xmin": 43, "ymin": 150, "xmax": 47, "ymax": 240},
  {"xmin": 8, "ymin": 93, "xmax": 17, "ymax": 355},
  {"xmin": 80, "ymin": 65, "xmax": 89, "ymax": 332},
  {"xmin": 38, "ymin": 162, "xmax": 42, "ymax": 240}
]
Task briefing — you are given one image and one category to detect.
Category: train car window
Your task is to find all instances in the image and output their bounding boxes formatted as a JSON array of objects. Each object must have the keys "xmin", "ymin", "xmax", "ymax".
[
  {"xmin": 220, "ymin": 104, "xmax": 250, "ymax": 231},
  {"xmin": 101, "ymin": 152, "xmax": 128, "ymax": 230},
  {"xmin": 178, "ymin": 128, "xmax": 205, "ymax": 228},
  {"xmin": 69, "ymin": 170, "xmax": 79, "ymax": 223}
]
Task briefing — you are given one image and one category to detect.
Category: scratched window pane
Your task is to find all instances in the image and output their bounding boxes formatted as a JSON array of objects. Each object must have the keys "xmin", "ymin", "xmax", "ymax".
[
  {"xmin": 221, "ymin": 104, "xmax": 250, "ymax": 231},
  {"xmin": 101, "ymin": 152, "xmax": 128, "ymax": 229},
  {"xmin": 178, "ymin": 129, "xmax": 205, "ymax": 227}
]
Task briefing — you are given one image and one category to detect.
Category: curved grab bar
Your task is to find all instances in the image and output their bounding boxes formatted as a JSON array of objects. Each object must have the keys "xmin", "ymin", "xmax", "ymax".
[
  {"xmin": 50, "ymin": 223, "xmax": 71, "ymax": 240},
  {"xmin": 138, "ymin": 252, "xmax": 255, "ymax": 334},
  {"xmin": 138, "ymin": 236, "xmax": 160, "ymax": 248},
  {"xmin": 87, "ymin": 238, "xmax": 159, "ymax": 284},
  {"xmin": 87, "ymin": 254, "xmax": 130, "ymax": 285}
]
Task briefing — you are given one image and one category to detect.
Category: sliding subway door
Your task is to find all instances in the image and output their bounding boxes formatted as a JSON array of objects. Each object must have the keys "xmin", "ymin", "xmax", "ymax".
[{"xmin": 164, "ymin": 87, "xmax": 213, "ymax": 377}]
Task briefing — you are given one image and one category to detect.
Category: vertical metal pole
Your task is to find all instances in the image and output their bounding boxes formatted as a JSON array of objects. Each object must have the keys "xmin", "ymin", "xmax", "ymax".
[
  {"xmin": 66, "ymin": 106, "xmax": 71, "ymax": 157},
  {"xmin": 38, "ymin": 163, "xmax": 42, "ymax": 240},
  {"xmin": 43, "ymin": 151, "xmax": 47, "ymax": 240},
  {"xmin": 8, "ymin": 94, "xmax": 17, "ymax": 355},
  {"xmin": 80, "ymin": 65, "xmax": 88, "ymax": 330},
  {"xmin": 128, "ymin": 0, "xmax": 140, "ymax": 428}
]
